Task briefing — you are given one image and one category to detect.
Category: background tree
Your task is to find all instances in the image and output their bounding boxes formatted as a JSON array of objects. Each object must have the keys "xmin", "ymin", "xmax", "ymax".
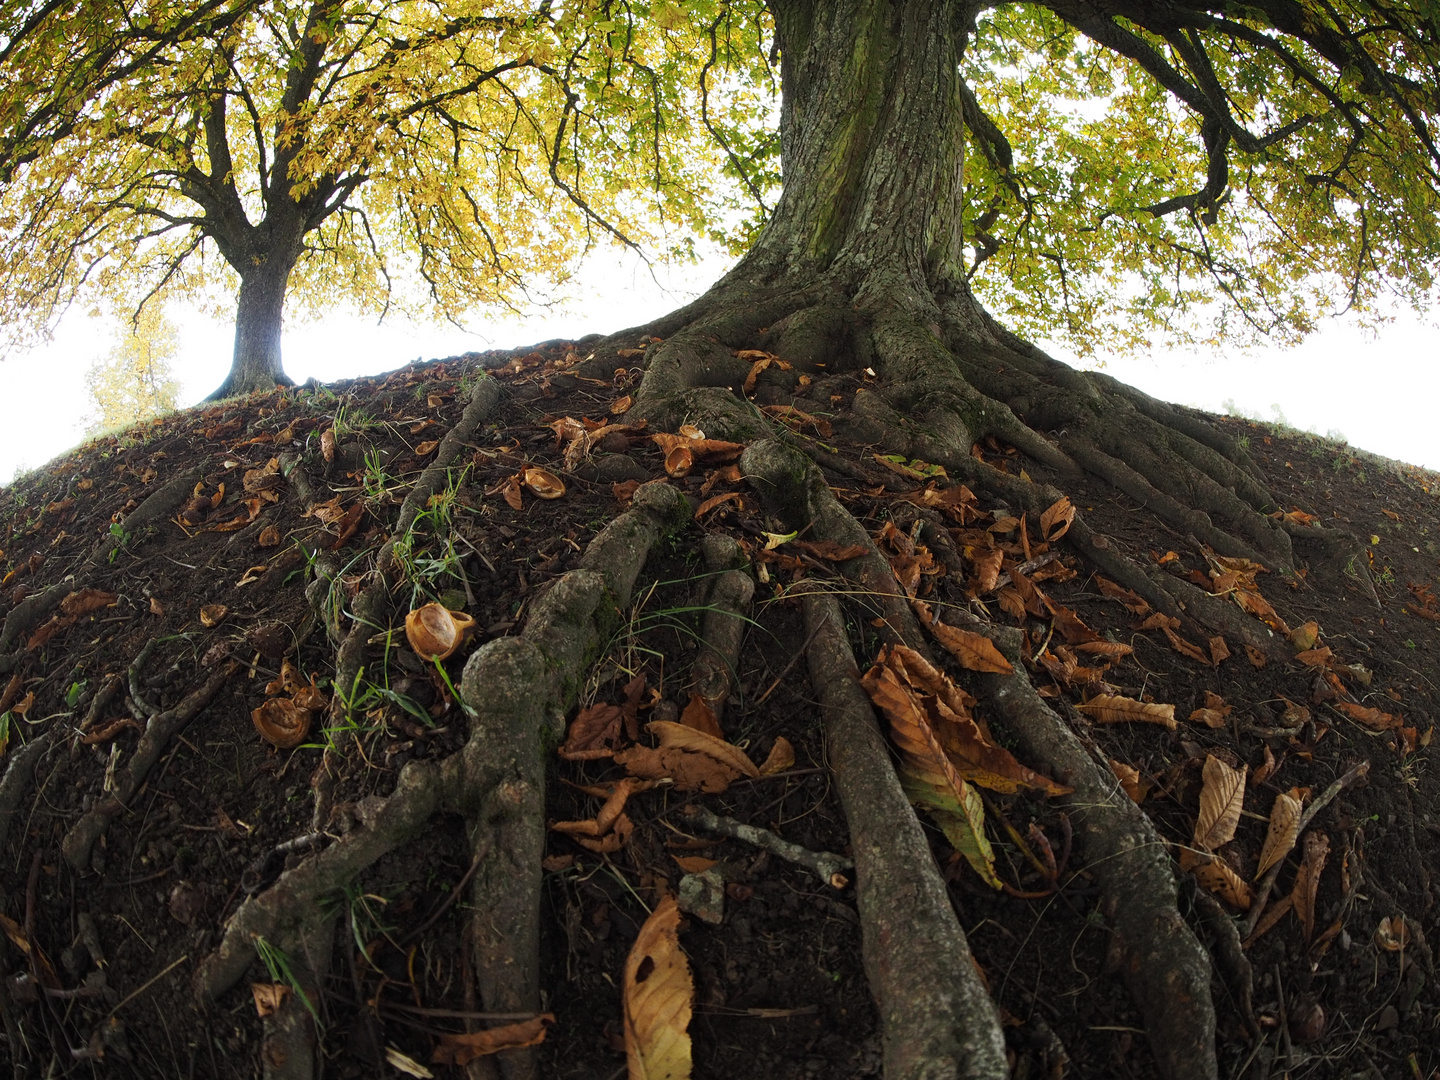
[
  {"xmin": 0, "ymin": 0, "xmax": 778, "ymax": 397},
  {"xmin": 83, "ymin": 304, "xmax": 182, "ymax": 432}
]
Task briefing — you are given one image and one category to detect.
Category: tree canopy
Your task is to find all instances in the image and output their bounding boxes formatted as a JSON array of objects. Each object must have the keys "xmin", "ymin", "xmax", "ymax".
[
  {"xmin": 83, "ymin": 304, "xmax": 182, "ymax": 433},
  {"xmin": 0, "ymin": 0, "xmax": 778, "ymax": 393},
  {"xmin": 0, "ymin": 0, "xmax": 1437, "ymax": 391}
]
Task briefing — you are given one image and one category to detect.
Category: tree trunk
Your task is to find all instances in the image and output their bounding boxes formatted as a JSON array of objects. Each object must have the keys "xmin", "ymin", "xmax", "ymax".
[{"xmin": 208, "ymin": 252, "xmax": 297, "ymax": 400}]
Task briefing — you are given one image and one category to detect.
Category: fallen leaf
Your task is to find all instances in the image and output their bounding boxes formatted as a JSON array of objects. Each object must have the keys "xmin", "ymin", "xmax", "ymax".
[
  {"xmin": 648, "ymin": 721, "xmax": 758, "ymax": 778},
  {"xmin": 251, "ymin": 983, "xmax": 290, "ymax": 1018},
  {"xmin": 1291, "ymin": 831, "xmax": 1329, "ymax": 943},
  {"xmin": 1333, "ymin": 701, "xmax": 1399, "ymax": 729},
  {"xmin": 611, "ymin": 395, "xmax": 633, "ymax": 414},
  {"xmin": 694, "ymin": 492, "xmax": 744, "ymax": 519},
  {"xmin": 257, "ymin": 525, "xmax": 281, "ymax": 547},
  {"xmin": 1073, "ymin": 640, "xmax": 1134, "ymax": 659},
  {"xmin": 1109, "ymin": 759, "xmax": 1149, "ymax": 803},
  {"xmin": 1295, "ymin": 646, "xmax": 1333, "ymax": 668},
  {"xmin": 320, "ymin": 428, "xmax": 336, "ymax": 462},
  {"xmin": 679, "ymin": 694, "xmax": 723, "ymax": 738},
  {"xmin": 431, "ymin": 1015, "xmax": 553, "ymax": 1066},
  {"xmin": 623, "ymin": 896, "xmax": 693, "ymax": 1080},
  {"xmin": 1179, "ymin": 849, "xmax": 1252, "ymax": 910},
  {"xmin": 149, "ymin": 597, "xmax": 165, "ymax": 616},
  {"xmin": 504, "ymin": 475, "xmax": 524, "ymax": 511},
  {"xmin": 1162, "ymin": 625, "xmax": 1211, "ymax": 664},
  {"xmin": 1077, "ymin": 694, "xmax": 1177, "ymax": 731},
  {"xmin": 1095, "ymin": 576, "xmax": 1151, "ymax": 615},
  {"xmin": 61, "ymin": 588, "xmax": 117, "ymax": 617},
  {"xmin": 1290, "ymin": 621, "xmax": 1321, "ymax": 651},
  {"xmin": 758, "ymin": 736, "xmax": 795, "ymax": 776},
  {"xmin": 674, "ymin": 856, "xmax": 718, "ymax": 874},
  {"xmin": 1039, "ymin": 496, "xmax": 1075, "ymax": 542},
  {"xmin": 925, "ymin": 620, "xmax": 1013, "ymax": 674},
  {"xmin": 1255, "ymin": 789, "xmax": 1304, "ymax": 880},
  {"xmin": 1208, "ymin": 635, "xmax": 1231, "ymax": 664},
  {"xmin": 1194, "ymin": 755, "xmax": 1247, "ymax": 850},
  {"xmin": 78, "ymin": 717, "xmax": 142, "ymax": 745}
]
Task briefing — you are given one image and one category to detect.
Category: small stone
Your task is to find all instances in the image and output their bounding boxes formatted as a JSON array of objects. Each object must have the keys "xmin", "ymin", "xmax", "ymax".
[{"xmin": 677, "ymin": 869, "xmax": 725, "ymax": 926}]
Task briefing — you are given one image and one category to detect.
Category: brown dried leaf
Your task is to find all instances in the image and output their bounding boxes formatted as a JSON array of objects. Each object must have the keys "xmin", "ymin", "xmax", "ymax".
[
  {"xmin": 1194, "ymin": 754, "xmax": 1247, "ymax": 850},
  {"xmin": 251, "ymin": 983, "xmax": 290, "ymax": 1018},
  {"xmin": 1095, "ymin": 575, "xmax": 1151, "ymax": 615},
  {"xmin": 758, "ymin": 736, "xmax": 795, "ymax": 777},
  {"xmin": 562, "ymin": 703, "xmax": 624, "ymax": 758},
  {"xmin": 61, "ymin": 588, "xmax": 117, "ymax": 617},
  {"xmin": 1290, "ymin": 620, "xmax": 1321, "ymax": 651},
  {"xmin": 679, "ymin": 694, "xmax": 723, "ymax": 738},
  {"xmin": 1256, "ymin": 790, "xmax": 1304, "ymax": 880},
  {"xmin": 320, "ymin": 428, "xmax": 336, "ymax": 462},
  {"xmin": 674, "ymin": 856, "xmax": 718, "ymax": 874},
  {"xmin": 694, "ymin": 492, "xmax": 744, "ymax": 519},
  {"xmin": 624, "ymin": 896, "xmax": 693, "ymax": 1080},
  {"xmin": 926, "ymin": 620, "xmax": 1013, "ymax": 674},
  {"xmin": 257, "ymin": 525, "xmax": 281, "ymax": 547},
  {"xmin": 1291, "ymin": 831, "xmax": 1330, "ymax": 943},
  {"xmin": 1179, "ymin": 849, "xmax": 1253, "ymax": 910},
  {"xmin": 1077, "ymin": 694, "xmax": 1177, "ymax": 731},
  {"xmin": 648, "ymin": 721, "xmax": 758, "ymax": 778},
  {"xmin": 503, "ymin": 475, "xmax": 524, "ymax": 511},
  {"xmin": 968, "ymin": 546, "xmax": 1004, "ymax": 595},
  {"xmin": 1208, "ymin": 635, "xmax": 1231, "ymax": 664},
  {"xmin": 1039, "ymin": 496, "xmax": 1075, "ymax": 542},
  {"xmin": 432, "ymin": 1015, "xmax": 553, "ymax": 1066},
  {"xmin": 1073, "ymin": 640, "xmax": 1134, "ymax": 659},
  {"xmin": 1109, "ymin": 759, "xmax": 1149, "ymax": 803},
  {"xmin": 1295, "ymin": 646, "xmax": 1334, "ymax": 668},
  {"xmin": 1164, "ymin": 625, "xmax": 1212, "ymax": 664},
  {"xmin": 1333, "ymin": 701, "xmax": 1399, "ymax": 729},
  {"xmin": 614, "ymin": 745, "xmax": 738, "ymax": 793}
]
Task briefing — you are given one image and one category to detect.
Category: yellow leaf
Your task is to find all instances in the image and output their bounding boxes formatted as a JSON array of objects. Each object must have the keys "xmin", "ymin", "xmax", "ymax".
[
  {"xmin": 624, "ymin": 896, "xmax": 693, "ymax": 1080},
  {"xmin": 758, "ymin": 736, "xmax": 795, "ymax": 776}
]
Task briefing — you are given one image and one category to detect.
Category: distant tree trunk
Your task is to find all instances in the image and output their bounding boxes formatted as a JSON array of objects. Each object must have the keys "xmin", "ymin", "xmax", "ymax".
[{"xmin": 208, "ymin": 252, "xmax": 297, "ymax": 399}]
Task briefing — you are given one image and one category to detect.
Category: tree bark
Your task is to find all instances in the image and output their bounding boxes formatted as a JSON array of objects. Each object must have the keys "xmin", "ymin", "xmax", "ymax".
[
  {"xmin": 209, "ymin": 252, "xmax": 297, "ymax": 399},
  {"xmin": 736, "ymin": 0, "xmax": 971, "ymax": 295}
]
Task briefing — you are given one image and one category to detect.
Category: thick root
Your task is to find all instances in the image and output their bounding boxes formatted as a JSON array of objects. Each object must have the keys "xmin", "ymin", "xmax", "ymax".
[{"xmin": 800, "ymin": 585, "xmax": 1009, "ymax": 1080}]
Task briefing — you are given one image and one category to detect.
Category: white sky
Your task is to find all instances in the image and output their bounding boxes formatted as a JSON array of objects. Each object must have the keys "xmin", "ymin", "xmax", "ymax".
[{"xmin": 0, "ymin": 249, "xmax": 1434, "ymax": 483}]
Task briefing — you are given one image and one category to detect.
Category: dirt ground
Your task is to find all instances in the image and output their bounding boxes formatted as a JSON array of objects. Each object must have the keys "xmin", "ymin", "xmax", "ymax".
[{"xmin": 0, "ymin": 339, "xmax": 1436, "ymax": 1079}]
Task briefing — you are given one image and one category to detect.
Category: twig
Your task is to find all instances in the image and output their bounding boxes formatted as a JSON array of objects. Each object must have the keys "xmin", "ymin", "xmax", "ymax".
[
  {"xmin": 1243, "ymin": 760, "xmax": 1369, "ymax": 936},
  {"xmin": 681, "ymin": 805, "xmax": 852, "ymax": 887},
  {"xmin": 753, "ymin": 622, "xmax": 824, "ymax": 706},
  {"xmin": 399, "ymin": 841, "xmax": 489, "ymax": 947},
  {"xmin": 105, "ymin": 954, "xmax": 188, "ymax": 1020}
]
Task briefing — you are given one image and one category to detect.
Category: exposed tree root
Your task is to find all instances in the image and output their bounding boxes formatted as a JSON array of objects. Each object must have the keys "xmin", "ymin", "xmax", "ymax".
[
  {"xmin": 195, "ymin": 481, "xmax": 691, "ymax": 1080},
  {"xmin": 62, "ymin": 662, "xmax": 236, "ymax": 874},
  {"xmin": 688, "ymin": 535, "xmax": 754, "ymax": 727},
  {"xmin": 681, "ymin": 805, "xmax": 854, "ymax": 888},
  {"xmin": 799, "ymin": 585, "xmax": 1008, "ymax": 1080},
  {"xmin": 967, "ymin": 616, "xmax": 1218, "ymax": 1080}
]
